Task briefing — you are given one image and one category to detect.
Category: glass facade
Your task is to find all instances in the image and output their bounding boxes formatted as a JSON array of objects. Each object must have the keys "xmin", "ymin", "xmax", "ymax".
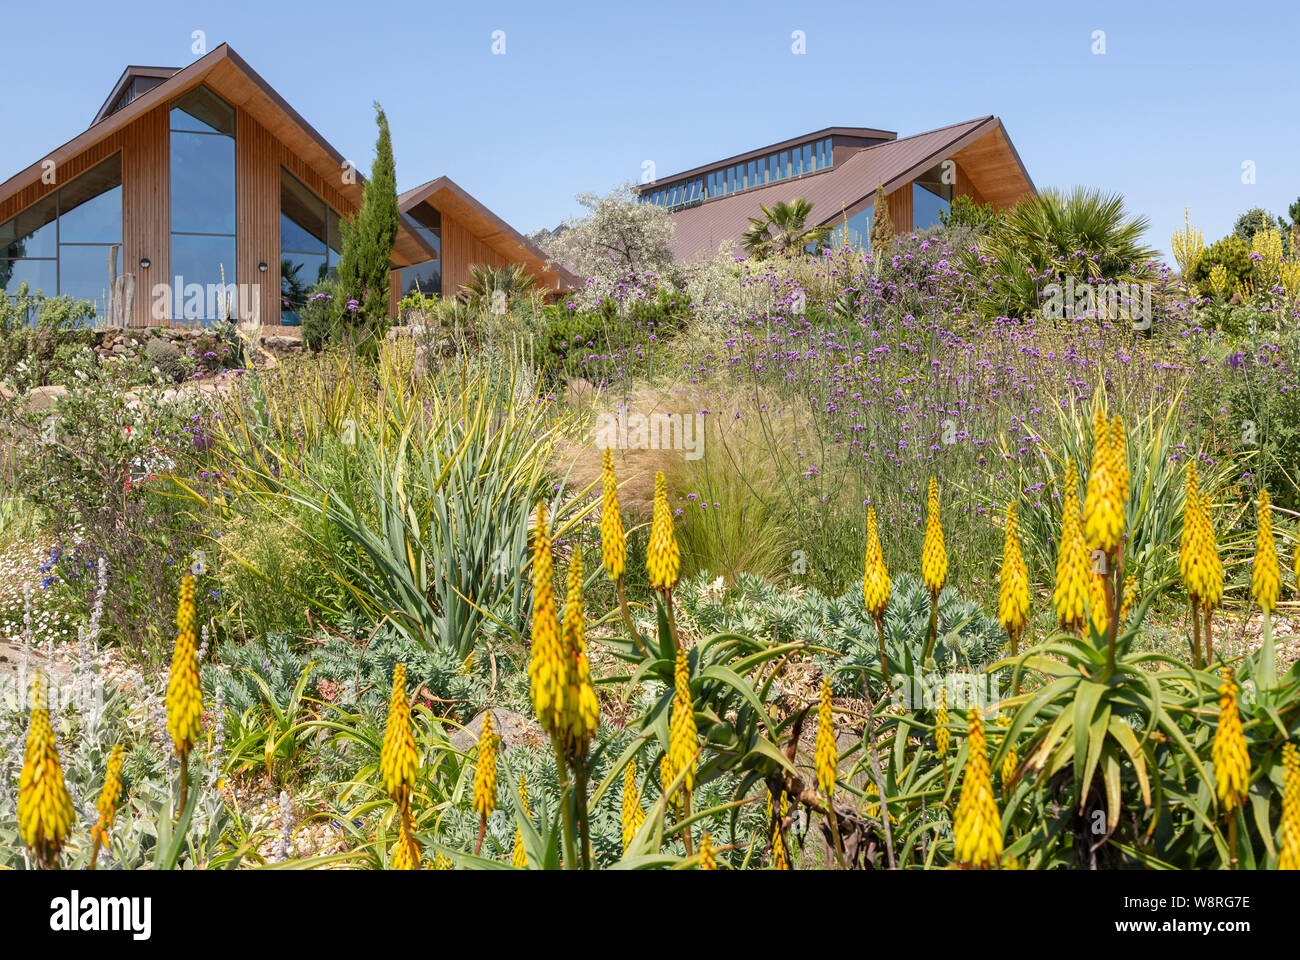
[
  {"xmin": 399, "ymin": 205, "xmax": 441, "ymax": 300},
  {"xmin": 911, "ymin": 163, "xmax": 954, "ymax": 232},
  {"xmin": 0, "ymin": 152, "xmax": 123, "ymax": 319},
  {"xmin": 641, "ymin": 136, "xmax": 833, "ymax": 207},
  {"xmin": 170, "ymin": 86, "xmax": 237, "ymax": 322},
  {"xmin": 824, "ymin": 206, "xmax": 874, "ymax": 253},
  {"xmin": 280, "ymin": 168, "xmax": 342, "ymax": 324}
]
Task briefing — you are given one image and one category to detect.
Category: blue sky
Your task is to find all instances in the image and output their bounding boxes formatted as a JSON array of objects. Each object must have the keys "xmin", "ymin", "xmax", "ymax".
[{"xmin": 2, "ymin": 0, "xmax": 1297, "ymax": 259}]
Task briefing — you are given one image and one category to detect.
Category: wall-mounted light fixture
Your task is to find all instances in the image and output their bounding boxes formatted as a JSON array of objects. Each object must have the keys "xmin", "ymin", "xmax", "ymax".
[
  {"xmin": 258, "ymin": 261, "xmax": 268, "ymax": 272},
  {"xmin": 139, "ymin": 257, "xmax": 151, "ymax": 269}
]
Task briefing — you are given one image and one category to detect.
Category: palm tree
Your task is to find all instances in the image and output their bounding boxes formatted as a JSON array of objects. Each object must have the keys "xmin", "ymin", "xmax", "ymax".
[
  {"xmin": 458, "ymin": 263, "xmax": 538, "ymax": 314},
  {"xmin": 741, "ymin": 198, "xmax": 831, "ymax": 258}
]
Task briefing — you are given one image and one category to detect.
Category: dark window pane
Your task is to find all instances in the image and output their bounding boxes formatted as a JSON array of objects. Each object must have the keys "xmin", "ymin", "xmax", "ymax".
[
  {"xmin": 58, "ymin": 243, "xmax": 118, "ymax": 314},
  {"xmin": 59, "ymin": 154, "xmax": 123, "ymax": 244},
  {"xmin": 0, "ymin": 193, "xmax": 58, "ymax": 259},
  {"xmin": 803, "ymin": 144, "xmax": 813, "ymax": 173},
  {"xmin": 281, "ymin": 252, "xmax": 327, "ymax": 323},
  {"xmin": 280, "ymin": 169, "xmax": 327, "ymax": 253},
  {"xmin": 171, "ymin": 131, "xmax": 235, "ymax": 234},
  {"xmin": 171, "ymin": 234, "xmax": 237, "ymax": 322},
  {"xmin": 401, "ymin": 259, "xmax": 441, "ymax": 299},
  {"xmin": 0, "ymin": 258, "xmax": 58, "ymax": 298},
  {"xmin": 170, "ymin": 86, "xmax": 236, "ymax": 135}
]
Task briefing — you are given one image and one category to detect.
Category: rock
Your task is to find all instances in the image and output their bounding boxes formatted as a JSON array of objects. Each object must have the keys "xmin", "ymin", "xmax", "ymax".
[
  {"xmin": 0, "ymin": 383, "xmax": 15, "ymax": 402},
  {"xmin": 26, "ymin": 384, "xmax": 68, "ymax": 413},
  {"xmin": 261, "ymin": 335, "xmax": 303, "ymax": 355},
  {"xmin": 449, "ymin": 708, "xmax": 546, "ymax": 754}
]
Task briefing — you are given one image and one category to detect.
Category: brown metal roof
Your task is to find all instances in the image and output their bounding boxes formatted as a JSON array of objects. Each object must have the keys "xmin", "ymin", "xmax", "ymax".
[
  {"xmin": 401, "ymin": 176, "xmax": 579, "ymax": 290},
  {"xmin": 665, "ymin": 116, "xmax": 1028, "ymax": 261}
]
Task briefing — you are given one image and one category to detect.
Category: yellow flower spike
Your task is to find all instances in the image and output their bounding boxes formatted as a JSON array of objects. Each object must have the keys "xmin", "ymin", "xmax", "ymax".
[
  {"xmin": 921, "ymin": 476, "xmax": 947, "ymax": 594},
  {"xmin": 90, "ymin": 744, "xmax": 126, "ymax": 862},
  {"xmin": 814, "ymin": 677, "xmax": 837, "ymax": 796},
  {"xmin": 380, "ymin": 663, "xmax": 418, "ymax": 809},
  {"xmin": 1252, "ymin": 489, "xmax": 1280, "ymax": 614},
  {"xmin": 528, "ymin": 502, "xmax": 564, "ymax": 737},
  {"xmin": 998, "ymin": 502, "xmax": 1029, "ymax": 645},
  {"xmin": 1109, "ymin": 416, "xmax": 1129, "ymax": 510},
  {"xmin": 953, "ymin": 708, "xmax": 1003, "ymax": 869},
  {"xmin": 390, "ymin": 809, "xmax": 421, "ymax": 871},
  {"xmin": 1084, "ymin": 405, "xmax": 1123, "ymax": 555},
  {"xmin": 165, "ymin": 574, "xmax": 203, "ymax": 760},
  {"xmin": 668, "ymin": 647, "xmax": 698, "ymax": 793},
  {"xmin": 1200, "ymin": 489, "xmax": 1223, "ymax": 613},
  {"xmin": 935, "ymin": 684, "xmax": 950, "ymax": 756},
  {"xmin": 18, "ymin": 674, "xmax": 75, "ymax": 869},
  {"xmin": 1119, "ymin": 575, "xmax": 1138, "ymax": 625},
  {"xmin": 560, "ymin": 547, "xmax": 599, "ymax": 756},
  {"xmin": 472, "ymin": 711, "xmax": 498, "ymax": 818},
  {"xmin": 1212, "ymin": 669, "xmax": 1251, "ymax": 813},
  {"xmin": 621, "ymin": 761, "xmax": 646, "ymax": 852},
  {"xmin": 512, "ymin": 775, "xmax": 531, "ymax": 868},
  {"xmin": 863, "ymin": 506, "xmax": 891, "ymax": 618},
  {"xmin": 1088, "ymin": 571, "xmax": 1109, "ymax": 637},
  {"xmin": 661, "ymin": 753, "xmax": 680, "ymax": 813},
  {"xmin": 995, "ymin": 713, "xmax": 1017, "ymax": 786},
  {"xmin": 433, "ymin": 851, "xmax": 452, "ymax": 870},
  {"xmin": 699, "ymin": 832, "xmax": 717, "ymax": 870},
  {"xmin": 646, "ymin": 471, "xmax": 681, "ymax": 592},
  {"xmin": 769, "ymin": 787, "xmax": 790, "ymax": 870},
  {"xmin": 599, "ymin": 449, "xmax": 626, "ymax": 582},
  {"xmin": 1279, "ymin": 743, "xmax": 1300, "ymax": 870},
  {"xmin": 1179, "ymin": 462, "xmax": 1205, "ymax": 602},
  {"xmin": 1053, "ymin": 461, "xmax": 1090, "ymax": 630}
]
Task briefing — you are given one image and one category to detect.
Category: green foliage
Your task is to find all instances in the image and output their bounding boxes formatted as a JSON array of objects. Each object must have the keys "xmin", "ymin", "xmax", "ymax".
[
  {"xmin": 335, "ymin": 103, "xmax": 399, "ymax": 341},
  {"xmin": 538, "ymin": 288, "xmax": 689, "ymax": 383},
  {"xmin": 869, "ymin": 182, "xmax": 893, "ymax": 255},
  {"xmin": 1187, "ymin": 233, "xmax": 1254, "ymax": 294},
  {"xmin": 741, "ymin": 198, "xmax": 831, "ymax": 259},
  {"xmin": 1233, "ymin": 206, "xmax": 1291, "ymax": 256},
  {"xmin": 939, "ymin": 194, "xmax": 1002, "ymax": 235},
  {"xmin": 0, "ymin": 285, "xmax": 97, "ymax": 390}
]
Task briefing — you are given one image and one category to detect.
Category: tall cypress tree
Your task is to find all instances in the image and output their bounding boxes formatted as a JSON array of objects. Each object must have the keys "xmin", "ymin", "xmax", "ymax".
[
  {"xmin": 869, "ymin": 181, "xmax": 893, "ymax": 256},
  {"xmin": 336, "ymin": 102, "xmax": 399, "ymax": 340}
]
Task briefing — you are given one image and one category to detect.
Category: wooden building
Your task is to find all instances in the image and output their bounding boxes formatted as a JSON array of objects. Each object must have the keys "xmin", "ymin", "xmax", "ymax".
[{"xmin": 0, "ymin": 44, "xmax": 572, "ymax": 332}]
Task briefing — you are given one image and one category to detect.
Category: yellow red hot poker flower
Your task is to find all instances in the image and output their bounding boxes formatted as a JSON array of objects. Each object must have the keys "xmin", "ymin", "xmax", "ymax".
[
  {"xmin": 1212, "ymin": 669, "xmax": 1250, "ymax": 814},
  {"xmin": 472, "ymin": 711, "xmax": 499, "ymax": 818},
  {"xmin": 621, "ymin": 761, "xmax": 646, "ymax": 853},
  {"xmin": 699, "ymin": 832, "xmax": 717, "ymax": 870},
  {"xmin": 953, "ymin": 708, "xmax": 1002, "ymax": 869},
  {"xmin": 1053, "ymin": 461, "xmax": 1090, "ymax": 630},
  {"xmin": 1084, "ymin": 406, "xmax": 1123, "ymax": 556},
  {"xmin": 528, "ymin": 502, "xmax": 565, "ymax": 737},
  {"xmin": 668, "ymin": 647, "xmax": 698, "ymax": 793},
  {"xmin": 1252, "ymin": 488, "xmax": 1280, "ymax": 615},
  {"xmin": 512, "ymin": 774, "xmax": 532, "ymax": 868},
  {"xmin": 1279, "ymin": 743, "xmax": 1300, "ymax": 870},
  {"xmin": 921, "ymin": 476, "xmax": 947, "ymax": 595},
  {"xmin": 815, "ymin": 677, "xmax": 837, "ymax": 796},
  {"xmin": 380, "ymin": 663, "xmax": 418, "ymax": 809},
  {"xmin": 599, "ymin": 449, "xmax": 626, "ymax": 582},
  {"xmin": 863, "ymin": 506, "xmax": 890, "ymax": 618},
  {"xmin": 165, "ymin": 573, "xmax": 203, "ymax": 761},
  {"xmin": 998, "ymin": 502, "xmax": 1029, "ymax": 649},
  {"xmin": 935, "ymin": 684, "xmax": 950, "ymax": 757},
  {"xmin": 647, "ymin": 471, "xmax": 681, "ymax": 592},
  {"xmin": 89, "ymin": 744, "xmax": 125, "ymax": 868},
  {"xmin": 18, "ymin": 675, "xmax": 75, "ymax": 869},
  {"xmin": 559, "ymin": 548, "xmax": 599, "ymax": 757}
]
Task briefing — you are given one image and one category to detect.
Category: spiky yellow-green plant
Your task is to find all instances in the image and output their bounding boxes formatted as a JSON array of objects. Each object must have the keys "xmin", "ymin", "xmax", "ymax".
[
  {"xmin": 380, "ymin": 663, "xmax": 418, "ymax": 809},
  {"xmin": 1199, "ymin": 490, "xmax": 1223, "ymax": 612},
  {"xmin": 1119, "ymin": 574, "xmax": 1137, "ymax": 624},
  {"xmin": 1170, "ymin": 207, "xmax": 1204, "ymax": 277},
  {"xmin": 18, "ymin": 675, "xmax": 75, "ymax": 869},
  {"xmin": 1053, "ymin": 462, "xmax": 1090, "ymax": 631},
  {"xmin": 998, "ymin": 502, "xmax": 1029, "ymax": 653},
  {"xmin": 1180, "ymin": 462, "xmax": 1207, "ymax": 600},
  {"xmin": 699, "ymin": 832, "xmax": 717, "ymax": 870},
  {"xmin": 1209, "ymin": 262, "xmax": 1229, "ymax": 298},
  {"xmin": 668, "ymin": 648, "xmax": 698, "ymax": 794},
  {"xmin": 953, "ymin": 709, "xmax": 1002, "ymax": 869},
  {"xmin": 1253, "ymin": 489, "xmax": 1280, "ymax": 615},
  {"xmin": 89, "ymin": 744, "xmax": 125, "ymax": 870},
  {"xmin": 599, "ymin": 448, "xmax": 626, "ymax": 581},
  {"xmin": 647, "ymin": 471, "xmax": 681, "ymax": 592},
  {"xmin": 1212, "ymin": 669, "xmax": 1250, "ymax": 814},
  {"xmin": 1279, "ymin": 743, "xmax": 1300, "ymax": 871},
  {"xmin": 528, "ymin": 501, "xmax": 564, "ymax": 737},
  {"xmin": 815, "ymin": 677, "xmax": 837, "ymax": 796},
  {"xmin": 621, "ymin": 761, "xmax": 646, "ymax": 852},
  {"xmin": 935, "ymin": 684, "xmax": 950, "ymax": 757},
  {"xmin": 512, "ymin": 775, "xmax": 532, "ymax": 868},
  {"xmin": 473, "ymin": 711, "xmax": 499, "ymax": 818},
  {"xmin": 1084, "ymin": 407, "xmax": 1123, "ymax": 557},
  {"xmin": 1252, "ymin": 227, "xmax": 1284, "ymax": 285},
  {"xmin": 921, "ymin": 476, "xmax": 947, "ymax": 594},
  {"xmin": 559, "ymin": 548, "xmax": 599, "ymax": 757}
]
